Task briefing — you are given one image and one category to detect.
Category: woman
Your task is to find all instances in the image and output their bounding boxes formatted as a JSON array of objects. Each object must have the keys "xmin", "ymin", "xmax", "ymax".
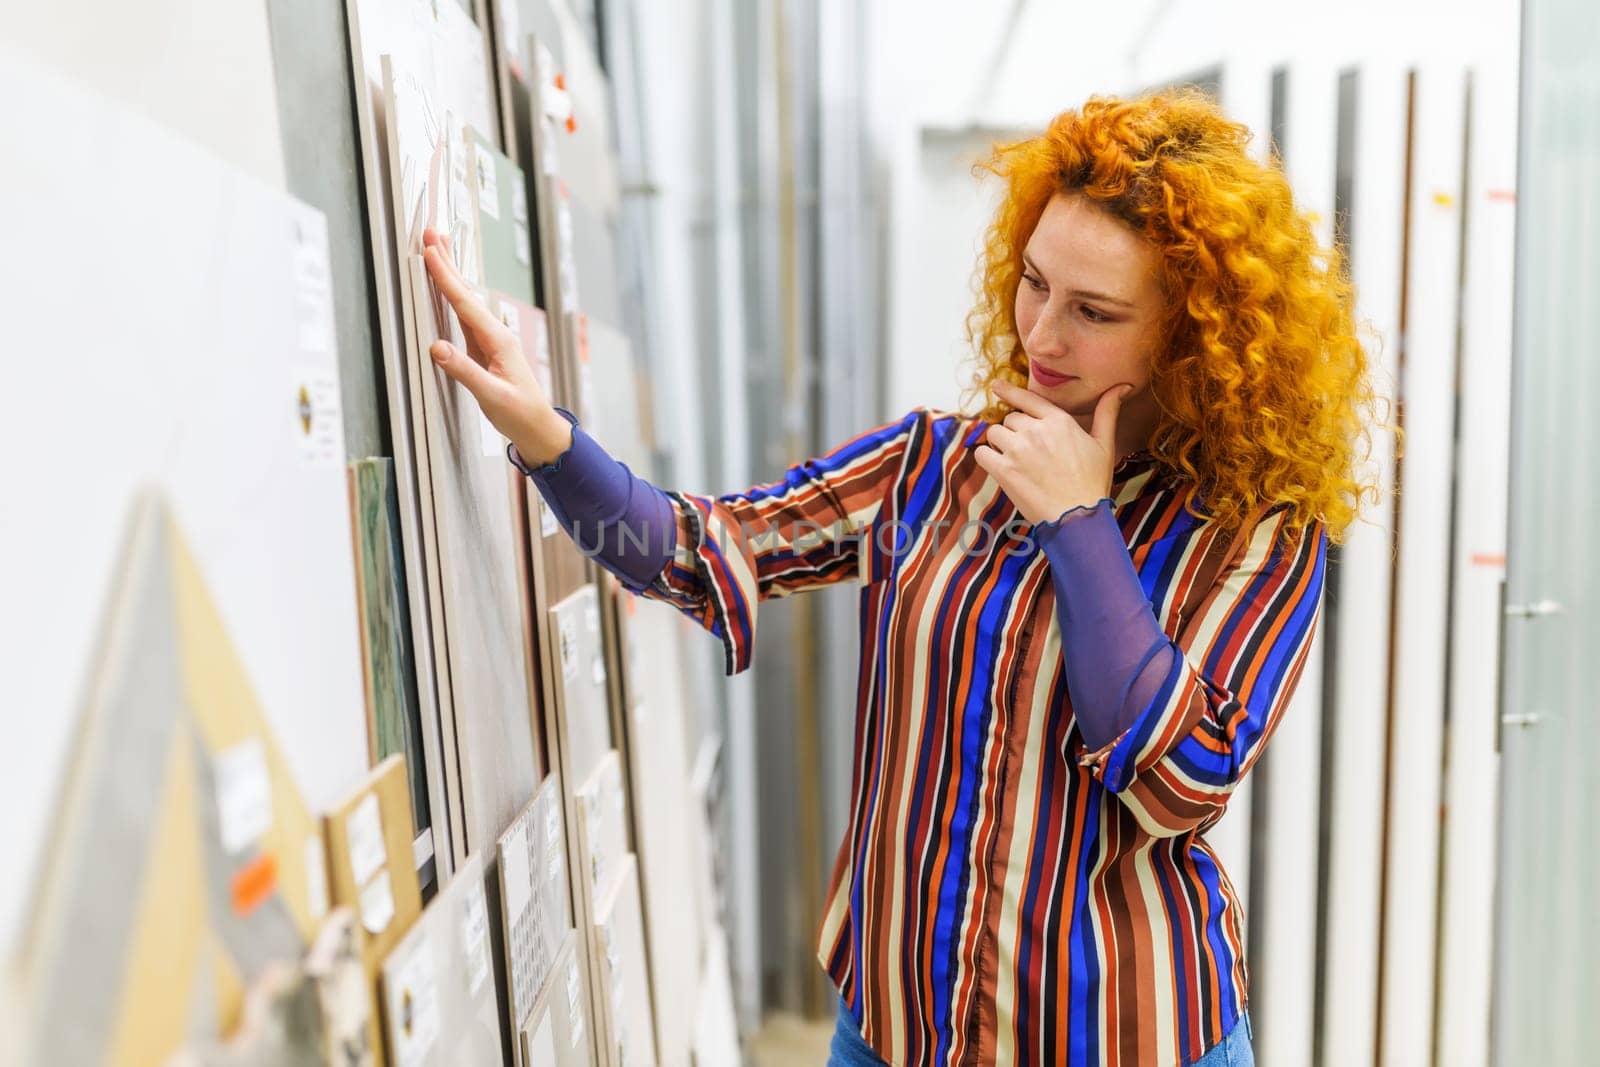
[{"xmin": 422, "ymin": 89, "xmax": 1377, "ymax": 1067}]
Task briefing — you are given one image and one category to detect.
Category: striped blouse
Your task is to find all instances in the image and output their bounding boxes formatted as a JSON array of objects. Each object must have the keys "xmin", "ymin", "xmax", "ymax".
[{"xmin": 635, "ymin": 407, "xmax": 1327, "ymax": 1066}]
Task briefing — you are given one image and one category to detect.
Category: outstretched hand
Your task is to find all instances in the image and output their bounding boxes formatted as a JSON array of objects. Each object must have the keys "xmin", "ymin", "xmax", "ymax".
[
  {"xmin": 420, "ymin": 227, "xmax": 571, "ymax": 464},
  {"xmin": 973, "ymin": 379, "xmax": 1133, "ymax": 524}
]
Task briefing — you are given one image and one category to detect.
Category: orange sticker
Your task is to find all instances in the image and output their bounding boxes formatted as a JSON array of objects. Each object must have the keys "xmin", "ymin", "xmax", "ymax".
[
  {"xmin": 231, "ymin": 853, "xmax": 279, "ymax": 916},
  {"xmin": 1488, "ymin": 189, "xmax": 1516, "ymax": 203},
  {"xmin": 1470, "ymin": 551, "xmax": 1507, "ymax": 568}
]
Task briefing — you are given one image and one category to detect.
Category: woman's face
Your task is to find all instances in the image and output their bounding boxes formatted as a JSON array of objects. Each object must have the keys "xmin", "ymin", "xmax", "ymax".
[{"xmin": 1013, "ymin": 192, "xmax": 1166, "ymax": 442}]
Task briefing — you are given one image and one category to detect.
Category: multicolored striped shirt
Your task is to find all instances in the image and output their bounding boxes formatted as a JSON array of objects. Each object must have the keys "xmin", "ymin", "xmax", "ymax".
[{"xmin": 636, "ymin": 408, "xmax": 1327, "ymax": 1066}]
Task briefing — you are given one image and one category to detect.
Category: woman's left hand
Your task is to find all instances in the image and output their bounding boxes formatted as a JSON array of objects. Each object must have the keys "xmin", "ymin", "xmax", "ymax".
[{"xmin": 974, "ymin": 379, "xmax": 1133, "ymax": 524}]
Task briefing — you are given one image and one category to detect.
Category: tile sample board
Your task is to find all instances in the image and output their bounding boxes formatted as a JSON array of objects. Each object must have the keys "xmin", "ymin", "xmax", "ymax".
[
  {"xmin": 519, "ymin": 932, "xmax": 594, "ymax": 1067},
  {"xmin": 15, "ymin": 497, "xmax": 335, "ymax": 1065},
  {"xmin": 324, "ymin": 756, "xmax": 424, "ymax": 975},
  {"xmin": 548, "ymin": 586, "xmax": 613, "ymax": 786},
  {"xmin": 496, "ymin": 778, "xmax": 573, "ymax": 1042},
  {"xmin": 343, "ymin": 0, "xmax": 502, "ymax": 871},
  {"xmin": 324, "ymin": 756, "xmax": 424, "ymax": 1067},
  {"xmin": 574, "ymin": 752, "xmax": 628, "ymax": 903},
  {"xmin": 576, "ymin": 316, "xmax": 652, "ymax": 480},
  {"xmin": 616, "ymin": 599, "xmax": 708, "ymax": 1066},
  {"xmin": 592, "ymin": 857, "xmax": 657, "ymax": 1067},
  {"xmin": 2, "ymin": 47, "xmax": 367, "ymax": 966},
  {"xmin": 349, "ymin": 459, "xmax": 433, "ymax": 859},
  {"xmin": 379, "ymin": 854, "xmax": 504, "ymax": 1066},
  {"xmin": 468, "ymin": 126, "xmax": 537, "ymax": 301},
  {"xmin": 406, "ymin": 253, "xmax": 544, "ymax": 857}
]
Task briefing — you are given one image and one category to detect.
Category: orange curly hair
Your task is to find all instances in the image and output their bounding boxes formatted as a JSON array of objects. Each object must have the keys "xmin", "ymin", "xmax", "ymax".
[{"xmin": 966, "ymin": 89, "xmax": 1387, "ymax": 544}]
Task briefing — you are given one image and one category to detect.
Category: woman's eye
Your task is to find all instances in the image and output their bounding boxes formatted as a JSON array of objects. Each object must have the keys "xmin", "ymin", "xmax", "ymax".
[
  {"xmin": 1081, "ymin": 305, "xmax": 1109, "ymax": 322},
  {"xmin": 1022, "ymin": 273, "xmax": 1045, "ymax": 291}
]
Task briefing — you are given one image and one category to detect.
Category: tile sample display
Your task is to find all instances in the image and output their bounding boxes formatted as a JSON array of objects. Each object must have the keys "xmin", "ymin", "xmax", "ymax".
[
  {"xmin": 616, "ymin": 599, "xmax": 707, "ymax": 1065},
  {"xmin": 574, "ymin": 752, "xmax": 628, "ymax": 903},
  {"xmin": 344, "ymin": 0, "xmax": 502, "ymax": 871},
  {"xmin": 3, "ymin": 50, "xmax": 368, "ymax": 963},
  {"xmin": 379, "ymin": 854, "xmax": 503, "ymax": 1066},
  {"xmin": 349, "ymin": 458, "xmax": 432, "ymax": 858},
  {"xmin": 548, "ymin": 586, "xmax": 613, "ymax": 786},
  {"xmin": 591, "ymin": 857, "xmax": 656, "ymax": 1067},
  {"xmin": 519, "ymin": 933, "xmax": 594, "ymax": 1067},
  {"xmin": 407, "ymin": 253, "xmax": 544, "ymax": 855},
  {"xmin": 496, "ymin": 778, "xmax": 572, "ymax": 1039}
]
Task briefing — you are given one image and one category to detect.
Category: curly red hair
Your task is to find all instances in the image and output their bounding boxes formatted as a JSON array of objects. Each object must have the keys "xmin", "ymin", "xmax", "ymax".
[{"xmin": 966, "ymin": 89, "xmax": 1388, "ymax": 543}]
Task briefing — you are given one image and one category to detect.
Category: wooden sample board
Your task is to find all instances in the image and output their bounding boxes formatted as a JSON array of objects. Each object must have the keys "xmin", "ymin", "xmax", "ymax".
[
  {"xmin": 379, "ymin": 853, "xmax": 504, "ymax": 1066},
  {"xmin": 324, "ymin": 756, "xmax": 425, "ymax": 1067}
]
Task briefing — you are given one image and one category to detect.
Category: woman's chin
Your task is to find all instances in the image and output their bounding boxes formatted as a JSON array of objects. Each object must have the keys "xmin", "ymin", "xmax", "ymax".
[{"xmin": 1028, "ymin": 376, "xmax": 1089, "ymax": 412}]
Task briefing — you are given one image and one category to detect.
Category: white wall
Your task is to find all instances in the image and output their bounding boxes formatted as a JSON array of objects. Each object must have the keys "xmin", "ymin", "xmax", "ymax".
[{"xmin": 9, "ymin": 0, "xmax": 287, "ymax": 190}]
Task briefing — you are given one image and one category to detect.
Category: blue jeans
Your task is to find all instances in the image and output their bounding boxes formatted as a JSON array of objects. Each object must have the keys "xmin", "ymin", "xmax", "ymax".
[
  {"xmin": 829, "ymin": 1000, "xmax": 1253, "ymax": 1066},
  {"xmin": 1189, "ymin": 1011, "xmax": 1254, "ymax": 1067},
  {"xmin": 829, "ymin": 1000, "xmax": 887, "ymax": 1066}
]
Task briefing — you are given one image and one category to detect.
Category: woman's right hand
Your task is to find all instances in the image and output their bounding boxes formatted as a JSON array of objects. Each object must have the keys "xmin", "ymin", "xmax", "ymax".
[{"xmin": 421, "ymin": 227, "xmax": 572, "ymax": 465}]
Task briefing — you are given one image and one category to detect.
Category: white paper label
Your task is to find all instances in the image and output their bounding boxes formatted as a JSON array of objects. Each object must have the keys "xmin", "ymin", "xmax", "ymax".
[
  {"xmin": 292, "ymin": 213, "xmax": 335, "ymax": 356},
  {"xmin": 547, "ymin": 853, "xmax": 563, "ymax": 890},
  {"xmin": 503, "ymin": 835, "xmax": 532, "ymax": 920},
  {"xmin": 539, "ymin": 496, "xmax": 559, "ymax": 538},
  {"xmin": 346, "ymin": 792, "xmax": 386, "ymax": 886},
  {"xmin": 360, "ymin": 869, "xmax": 396, "ymax": 934},
  {"xmin": 393, "ymin": 936, "xmax": 441, "ymax": 1065},
  {"xmin": 461, "ymin": 882, "xmax": 491, "ymax": 996},
  {"xmin": 514, "ymin": 222, "xmax": 531, "ymax": 265},
  {"xmin": 545, "ymin": 804, "xmax": 560, "ymax": 847},
  {"xmin": 305, "ymin": 835, "xmax": 329, "ymax": 920},
  {"xmin": 474, "ymin": 144, "xmax": 500, "ymax": 220},
  {"xmin": 584, "ymin": 600, "xmax": 600, "ymax": 634},
  {"xmin": 513, "ymin": 186, "xmax": 529, "ymax": 225},
  {"xmin": 591, "ymin": 654, "xmax": 607, "ymax": 689},
  {"xmin": 215, "ymin": 738, "xmax": 272, "ymax": 855},
  {"xmin": 291, "ymin": 368, "xmax": 344, "ymax": 466}
]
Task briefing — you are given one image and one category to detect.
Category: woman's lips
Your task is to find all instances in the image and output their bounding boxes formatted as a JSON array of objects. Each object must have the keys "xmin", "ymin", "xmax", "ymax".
[{"xmin": 1030, "ymin": 360, "xmax": 1074, "ymax": 387}]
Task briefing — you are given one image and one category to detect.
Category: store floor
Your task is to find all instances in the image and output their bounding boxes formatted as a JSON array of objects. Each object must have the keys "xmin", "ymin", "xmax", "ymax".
[{"xmin": 750, "ymin": 1012, "xmax": 834, "ymax": 1066}]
